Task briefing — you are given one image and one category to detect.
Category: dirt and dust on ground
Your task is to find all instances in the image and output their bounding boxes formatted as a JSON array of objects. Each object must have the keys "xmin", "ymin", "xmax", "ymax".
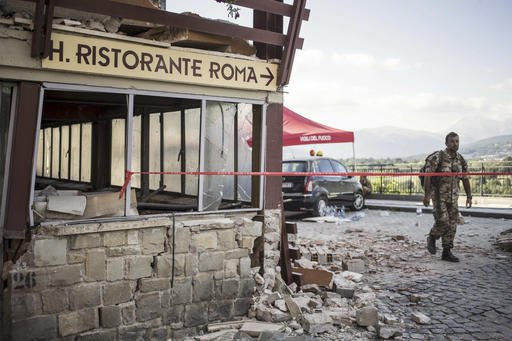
[{"xmin": 186, "ymin": 208, "xmax": 511, "ymax": 341}]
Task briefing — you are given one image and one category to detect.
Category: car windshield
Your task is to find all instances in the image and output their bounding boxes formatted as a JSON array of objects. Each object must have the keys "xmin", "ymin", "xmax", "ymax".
[{"xmin": 283, "ymin": 161, "xmax": 307, "ymax": 173}]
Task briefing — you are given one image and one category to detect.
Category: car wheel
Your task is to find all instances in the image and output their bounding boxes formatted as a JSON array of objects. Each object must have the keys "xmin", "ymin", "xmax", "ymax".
[
  {"xmin": 313, "ymin": 196, "xmax": 328, "ymax": 217},
  {"xmin": 352, "ymin": 191, "xmax": 365, "ymax": 211}
]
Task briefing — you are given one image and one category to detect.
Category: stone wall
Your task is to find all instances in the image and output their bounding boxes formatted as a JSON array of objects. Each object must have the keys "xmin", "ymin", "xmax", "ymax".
[{"xmin": 2, "ymin": 212, "xmax": 279, "ymax": 340}]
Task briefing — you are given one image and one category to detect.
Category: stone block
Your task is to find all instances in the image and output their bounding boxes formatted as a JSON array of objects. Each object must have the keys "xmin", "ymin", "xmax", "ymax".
[
  {"xmin": 106, "ymin": 245, "xmax": 140, "ymax": 257},
  {"xmin": 103, "ymin": 231, "xmax": 126, "ymax": 247},
  {"xmin": 150, "ymin": 327, "xmax": 169, "ymax": 340},
  {"xmin": 172, "ymin": 227, "xmax": 190, "ymax": 253},
  {"xmin": 127, "ymin": 230, "xmax": 139, "ymax": 245},
  {"xmin": 185, "ymin": 254, "xmax": 199, "ymax": 276},
  {"xmin": 241, "ymin": 236, "xmax": 256, "ymax": 249},
  {"xmin": 50, "ymin": 264, "xmax": 83, "ymax": 286},
  {"xmin": 140, "ymin": 278, "xmax": 171, "ymax": 292},
  {"xmin": 11, "ymin": 292, "xmax": 43, "ymax": 319},
  {"xmin": 233, "ymin": 298, "xmax": 252, "ymax": 316},
  {"xmin": 136, "ymin": 292, "xmax": 161, "ymax": 321},
  {"xmin": 34, "ymin": 238, "xmax": 67, "ymax": 266},
  {"xmin": 171, "ymin": 277, "xmax": 192, "ymax": 305},
  {"xmin": 100, "ymin": 305, "xmax": 122, "ymax": 328},
  {"xmin": 68, "ymin": 250, "xmax": 86, "ymax": 264},
  {"xmin": 224, "ymin": 259, "xmax": 238, "ymax": 278},
  {"xmin": 142, "ymin": 228, "xmax": 166, "ymax": 254},
  {"xmin": 11, "ymin": 315, "xmax": 57, "ymax": 340},
  {"xmin": 69, "ymin": 284, "xmax": 101, "ymax": 310},
  {"xmin": 58, "ymin": 308, "xmax": 98, "ymax": 337},
  {"xmin": 239, "ymin": 256, "xmax": 251, "ymax": 278},
  {"xmin": 156, "ymin": 255, "xmax": 171, "ymax": 277},
  {"xmin": 126, "ymin": 256, "xmax": 153, "ymax": 279},
  {"xmin": 85, "ymin": 249, "xmax": 106, "ymax": 281},
  {"xmin": 240, "ymin": 321, "xmax": 284, "ymax": 337},
  {"xmin": 174, "ymin": 254, "xmax": 186, "ymax": 277},
  {"xmin": 198, "ymin": 251, "xmax": 224, "ymax": 272},
  {"xmin": 8, "ymin": 269, "xmax": 50, "ymax": 292},
  {"xmin": 217, "ymin": 229, "xmax": 236, "ymax": 250},
  {"xmin": 193, "ymin": 273, "xmax": 214, "ymax": 302},
  {"xmin": 241, "ymin": 220, "xmax": 263, "ymax": 237},
  {"xmin": 76, "ymin": 329, "xmax": 117, "ymax": 341},
  {"xmin": 301, "ymin": 313, "xmax": 334, "ymax": 334},
  {"xmin": 225, "ymin": 248, "xmax": 249, "ymax": 259},
  {"xmin": 356, "ymin": 306, "xmax": 379, "ymax": 327},
  {"xmin": 239, "ymin": 278, "xmax": 255, "ymax": 298},
  {"xmin": 185, "ymin": 302, "xmax": 208, "ymax": 327},
  {"xmin": 191, "ymin": 231, "xmax": 218, "ymax": 251},
  {"xmin": 208, "ymin": 300, "xmax": 233, "ymax": 321},
  {"xmin": 106, "ymin": 257, "xmax": 124, "ymax": 281},
  {"xmin": 72, "ymin": 234, "xmax": 101, "ymax": 249},
  {"xmin": 342, "ymin": 259, "xmax": 366, "ymax": 274},
  {"xmin": 41, "ymin": 288, "xmax": 68, "ymax": 314},
  {"xmin": 103, "ymin": 281, "xmax": 133, "ymax": 305},
  {"xmin": 163, "ymin": 304, "xmax": 184, "ymax": 325},
  {"xmin": 120, "ymin": 302, "xmax": 136, "ymax": 324},
  {"xmin": 222, "ymin": 279, "xmax": 239, "ymax": 299}
]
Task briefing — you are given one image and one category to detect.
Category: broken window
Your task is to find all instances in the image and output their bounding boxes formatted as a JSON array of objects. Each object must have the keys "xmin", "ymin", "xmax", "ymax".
[{"xmin": 32, "ymin": 85, "xmax": 264, "ymax": 223}]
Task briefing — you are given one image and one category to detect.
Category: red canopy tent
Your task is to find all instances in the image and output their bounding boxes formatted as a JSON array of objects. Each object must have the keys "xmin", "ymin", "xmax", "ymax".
[{"xmin": 282, "ymin": 106, "xmax": 354, "ymax": 146}]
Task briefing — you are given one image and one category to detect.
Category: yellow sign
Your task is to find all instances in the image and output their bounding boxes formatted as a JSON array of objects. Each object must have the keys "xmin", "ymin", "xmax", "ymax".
[{"xmin": 42, "ymin": 33, "xmax": 278, "ymax": 91}]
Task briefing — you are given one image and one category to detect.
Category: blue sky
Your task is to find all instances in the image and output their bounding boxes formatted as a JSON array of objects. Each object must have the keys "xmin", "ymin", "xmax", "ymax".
[{"xmin": 167, "ymin": 1, "xmax": 512, "ymax": 133}]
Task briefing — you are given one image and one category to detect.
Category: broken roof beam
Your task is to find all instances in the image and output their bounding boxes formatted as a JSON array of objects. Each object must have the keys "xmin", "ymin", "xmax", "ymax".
[
  {"xmin": 21, "ymin": 0, "xmax": 304, "ymax": 48},
  {"xmin": 228, "ymin": 0, "xmax": 310, "ymax": 21}
]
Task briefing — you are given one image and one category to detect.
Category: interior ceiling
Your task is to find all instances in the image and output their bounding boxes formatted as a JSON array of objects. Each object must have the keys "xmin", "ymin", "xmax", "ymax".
[{"xmin": 42, "ymin": 91, "xmax": 201, "ymax": 126}]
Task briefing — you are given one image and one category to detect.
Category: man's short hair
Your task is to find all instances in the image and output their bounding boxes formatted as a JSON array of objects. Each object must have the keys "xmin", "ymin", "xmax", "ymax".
[{"xmin": 445, "ymin": 132, "xmax": 459, "ymax": 143}]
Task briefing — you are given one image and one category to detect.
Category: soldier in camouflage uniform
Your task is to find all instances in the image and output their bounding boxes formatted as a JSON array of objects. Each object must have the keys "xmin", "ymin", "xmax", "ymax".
[{"xmin": 423, "ymin": 132, "xmax": 472, "ymax": 262}]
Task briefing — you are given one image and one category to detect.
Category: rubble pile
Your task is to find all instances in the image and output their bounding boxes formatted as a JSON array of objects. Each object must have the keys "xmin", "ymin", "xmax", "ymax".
[{"xmin": 496, "ymin": 228, "xmax": 512, "ymax": 251}]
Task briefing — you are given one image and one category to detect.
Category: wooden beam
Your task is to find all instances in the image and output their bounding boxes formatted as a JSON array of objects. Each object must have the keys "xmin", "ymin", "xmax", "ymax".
[
  {"xmin": 231, "ymin": 0, "xmax": 310, "ymax": 21},
  {"xmin": 22, "ymin": 0, "xmax": 304, "ymax": 48},
  {"xmin": 278, "ymin": 0, "xmax": 307, "ymax": 85},
  {"xmin": 4, "ymin": 82, "xmax": 40, "ymax": 239}
]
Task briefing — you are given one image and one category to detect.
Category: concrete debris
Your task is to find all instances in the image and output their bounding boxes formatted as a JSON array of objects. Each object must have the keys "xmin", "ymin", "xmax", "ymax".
[
  {"xmin": 194, "ymin": 329, "xmax": 238, "ymax": 341},
  {"xmin": 294, "ymin": 258, "xmax": 314, "ymax": 269},
  {"xmin": 342, "ymin": 259, "xmax": 366, "ymax": 273},
  {"xmin": 274, "ymin": 299, "xmax": 288, "ymax": 312},
  {"xmin": 342, "ymin": 271, "xmax": 363, "ymax": 282},
  {"xmin": 301, "ymin": 312, "xmax": 334, "ymax": 334},
  {"xmin": 356, "ymin": 306, "xmax": 378, "ymax": 327},
  {"xmin": 411, "ymin": 311, "xmax": 431, "ymax": 324},
  {"xmin": 102, "ymin": 16, "xmax": 122, "ymax": 33},
  {"xmin": 382, "ymin": 313, "xmax": 399, "ymax": 325},
  {"xmin": 378, "ymin": 324, "xmax": 402, "ymax": 339},
  {"xmin": 85, "ymin": 19, "xmax": 106, "ymax": 32},
  {"xmin": 497, "ymin": 229, "xmax": 512, "ymax": 251},
  {"xmin": 239, "ymin": 321, "xmax": 285, "ymax": 337}
]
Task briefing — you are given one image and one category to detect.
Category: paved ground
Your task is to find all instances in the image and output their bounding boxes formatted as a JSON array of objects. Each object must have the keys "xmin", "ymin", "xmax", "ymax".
[{"xmin": 286, "ymin": 208, "xmax": 512, "ymax": 340}]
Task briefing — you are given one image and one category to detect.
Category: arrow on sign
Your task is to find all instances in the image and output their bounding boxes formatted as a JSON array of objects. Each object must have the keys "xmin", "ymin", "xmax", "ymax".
[{"xmin": 260, "ymin": 67, "xmax": 275, "ymax": 86}]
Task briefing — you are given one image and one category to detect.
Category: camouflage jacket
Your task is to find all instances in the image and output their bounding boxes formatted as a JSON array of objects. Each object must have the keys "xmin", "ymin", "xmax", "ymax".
[{"xmin": 425, "ymin": 149, "xmax": 468, "ymax": 202}]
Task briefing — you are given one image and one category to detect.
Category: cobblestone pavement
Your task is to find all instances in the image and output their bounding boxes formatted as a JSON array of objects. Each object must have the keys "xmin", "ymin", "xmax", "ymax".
[
  {"xmin": 376, "ymin": 260, "xmax": 512, "ymax": 340},
  {"xmin": 289, "ymin": 208, "xmax": 512, "ymax": 340}
]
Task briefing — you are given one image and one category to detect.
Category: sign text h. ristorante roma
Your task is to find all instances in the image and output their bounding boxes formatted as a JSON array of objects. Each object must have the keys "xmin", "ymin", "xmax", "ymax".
[{"xmin": 42, "ymin": 33, "xmax": 278, "ymax": 91}]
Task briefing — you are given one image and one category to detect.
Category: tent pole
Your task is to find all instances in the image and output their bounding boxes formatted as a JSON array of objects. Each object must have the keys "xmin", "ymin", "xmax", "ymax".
[{"xmin": 352, "ymin": 142, "xmax": 356, "ymax": 171}]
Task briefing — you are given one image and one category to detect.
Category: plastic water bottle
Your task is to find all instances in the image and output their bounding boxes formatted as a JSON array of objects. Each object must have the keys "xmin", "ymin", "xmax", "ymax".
[{"xmin": 415, "ymin": 206, "xmax": 422, "ymax": 227}]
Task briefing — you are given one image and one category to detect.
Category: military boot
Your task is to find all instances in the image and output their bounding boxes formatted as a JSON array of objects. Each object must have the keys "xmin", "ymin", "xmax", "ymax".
[
  {"xmin": 426, "ymin": 234, "xmax": 436, "ymax": 254},
  {"xmin": 441, "ymin": 248, "xmax": 459, "ymax": 262}
]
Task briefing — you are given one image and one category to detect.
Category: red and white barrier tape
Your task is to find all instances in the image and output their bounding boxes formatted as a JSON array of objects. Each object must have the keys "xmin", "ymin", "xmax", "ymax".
[{"xmin": 119, "ymin": 170, "xmax": 512, "ymax": 198}]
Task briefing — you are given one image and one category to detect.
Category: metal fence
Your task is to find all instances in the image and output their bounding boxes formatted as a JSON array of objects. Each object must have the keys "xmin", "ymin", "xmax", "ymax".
[{"xmin": 359, "ymin": 161, "xmax": 512, "ymax": 197}]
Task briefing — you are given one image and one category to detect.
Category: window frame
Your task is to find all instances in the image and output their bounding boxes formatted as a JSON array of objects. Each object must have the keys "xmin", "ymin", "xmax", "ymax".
[{"xmin": 30, "ymin": 83, "xmax": 267, "ymax": 226}]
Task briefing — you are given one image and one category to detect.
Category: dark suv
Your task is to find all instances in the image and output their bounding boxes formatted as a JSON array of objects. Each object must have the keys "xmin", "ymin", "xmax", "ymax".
[{"xmin": 282, "ymin": 157, "xmax": 364, "ymax": 216}]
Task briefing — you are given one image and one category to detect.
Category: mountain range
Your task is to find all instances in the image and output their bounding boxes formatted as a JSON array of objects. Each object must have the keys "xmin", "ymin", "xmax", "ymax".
[{"xmin": 283, "ymin": 116, "xmax": 512, "ymax": 160}]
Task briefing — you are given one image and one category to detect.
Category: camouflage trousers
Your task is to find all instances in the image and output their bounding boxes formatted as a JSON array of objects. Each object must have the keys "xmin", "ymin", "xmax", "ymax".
[{"xmin": 430, "ymin": 197, "xmax": 459, "ymax": 249}]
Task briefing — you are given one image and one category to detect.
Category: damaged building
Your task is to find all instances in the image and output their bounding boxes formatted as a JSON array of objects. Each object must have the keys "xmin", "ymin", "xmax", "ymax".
[{"xmin": 0, "ymin": 0, "xmax": 309, "ymax": 339}]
